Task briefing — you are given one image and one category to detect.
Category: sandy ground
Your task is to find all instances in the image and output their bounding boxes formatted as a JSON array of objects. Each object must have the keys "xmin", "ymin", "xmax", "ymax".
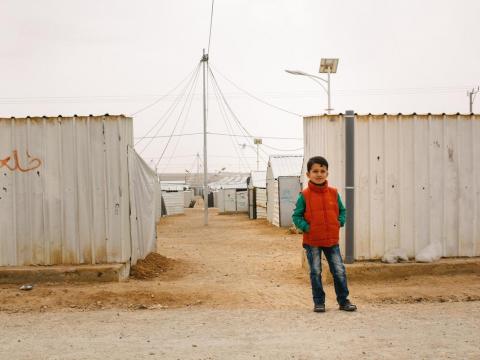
[
  {"xmin": 1, "ymin": 208, "xmax": 480, "ymax": 359},
  {"xmin": 1, "ymin": 303, "xmax": 479, "ymax": 360}
]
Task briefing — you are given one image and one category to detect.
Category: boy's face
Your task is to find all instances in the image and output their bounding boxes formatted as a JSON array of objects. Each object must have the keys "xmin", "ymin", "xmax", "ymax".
[{"xmin": 306, "ymin": 163, "xmax": 328, "ymax": 185}]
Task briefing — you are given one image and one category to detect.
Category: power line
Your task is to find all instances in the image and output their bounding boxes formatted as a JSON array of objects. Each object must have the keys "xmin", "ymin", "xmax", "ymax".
[
  {"xmin": 134, "ymin": 131, "xmax": 302, "ymax": 140},
  {"xmin": 208, "ymin": 65, "xmax": 271, "ymax": 161},
  {"xmin": 154, "ymin": 64, "xmax": 202, "ymax": 169},
  {"xmin": 136, "ymin": 62, "xmax": 201, "ymax": 151},
  {"xmin": 129, "ymin": 64, "xmax": 200, "ymax": 116},
  {"xmin": 261, "ymin": 143, "xmax": 303, "ymax": 152},
  {"xmin": 144, "ymin": 154, "xmax": 258, "ymax": 160},
  {"xmin": 209, "ymin": 65, "xmax": 271, "ymax": 167},
  {"xmin": 207, "ymin": 0, "xmax": 215, "ymax": 54},
  {"xmin": 208, "ymin": 66, "xmax": 253, "ymax": 172},
  {"xmin": 160, "ymin": 68, "xmax": 201, "ymax": 173},
  {"xmin": 210, "ymin": 63, "xmax": 303, "ymax": 117}
]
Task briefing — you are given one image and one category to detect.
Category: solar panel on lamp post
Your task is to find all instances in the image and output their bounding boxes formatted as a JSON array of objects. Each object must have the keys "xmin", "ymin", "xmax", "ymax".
[{"xmin": 285, "ymin": 58, "xmax": 339, "ymax": 115}]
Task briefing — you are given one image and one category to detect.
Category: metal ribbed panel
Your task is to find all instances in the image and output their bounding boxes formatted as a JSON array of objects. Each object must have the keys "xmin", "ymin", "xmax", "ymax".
[
  {"xmin": 303, "ymin": 114, "xmax": 480, "ymax": 259},
  {"xmin": 236, "ymin": 191, "xmax": 248, "ymax": 212},
  {"xmin": 162, "ymin": 192, "xmax": 185, "ymax": 215},
  {"xmin": 183, "ymin": 190, "xmax": 194, "ymax": 207},
  {"xmin": 269, "ymin": 155, "xmax": 303, "ymax": 179},
  {"xmin": 256, "ymin": 189, "xmax": 267, "ymax": 219},
  {"xmin": 0, "ymin": 115, "xmax": 132, "ymax": 266},
  {"xmin": 250, "ymin": 171, "xmax": 267, "ymax": 188},
  {"xmin": 272, "ymin": 181, "xmax": 280, "ymax": 226}
]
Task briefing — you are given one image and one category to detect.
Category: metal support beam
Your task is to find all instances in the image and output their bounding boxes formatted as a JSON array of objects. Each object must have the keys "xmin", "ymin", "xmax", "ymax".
[{"xmin": 345, "ymin": 110, "xmax": 355, "ymax": 263}]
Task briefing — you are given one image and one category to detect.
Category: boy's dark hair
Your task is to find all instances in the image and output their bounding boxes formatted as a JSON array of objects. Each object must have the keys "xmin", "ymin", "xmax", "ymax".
[{"xmin": 307, "ymin": 156, "xmax": 329, "ymax": 172}]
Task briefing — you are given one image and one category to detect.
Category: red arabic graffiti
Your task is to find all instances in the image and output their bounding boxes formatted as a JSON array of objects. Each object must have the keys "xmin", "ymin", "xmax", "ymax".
[{"xmin": 0, "ymin": 150, "xmax": 42, "ymax": 172}]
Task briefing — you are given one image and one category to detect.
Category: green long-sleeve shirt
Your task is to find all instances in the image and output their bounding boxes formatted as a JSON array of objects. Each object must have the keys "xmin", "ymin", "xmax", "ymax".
[{"xmin": 292, "ymin": 192, "xmax": 346, "ymax": 233}]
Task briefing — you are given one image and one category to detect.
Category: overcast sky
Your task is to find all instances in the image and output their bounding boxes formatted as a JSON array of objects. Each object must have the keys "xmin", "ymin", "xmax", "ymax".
[{"xmin": 1, "ymin": 0, "xmax": 479, "ymax": 174}]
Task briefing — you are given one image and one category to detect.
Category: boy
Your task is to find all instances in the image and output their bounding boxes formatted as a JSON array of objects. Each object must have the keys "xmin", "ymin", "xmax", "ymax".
[{"xmin": 292, "ymin": 156, "xmax": 357, "ymax": 313}]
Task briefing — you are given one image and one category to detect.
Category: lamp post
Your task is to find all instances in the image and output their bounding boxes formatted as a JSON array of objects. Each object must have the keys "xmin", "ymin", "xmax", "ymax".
[
  {"xmin": 285, "ymin": 58, "xmax": 339, "ymax": 114},
  {"xmin": 253, "ymin": 138, "xmax": 262, "ymax": 171}
]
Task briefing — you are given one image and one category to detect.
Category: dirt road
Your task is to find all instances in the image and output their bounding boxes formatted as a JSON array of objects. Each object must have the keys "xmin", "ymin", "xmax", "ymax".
[
  {"xmin": 1, "ymin": 208, "xmax": 480, "ymax": 359},
  {"xmin": 1, "ymin": 303, "xmax": 479, "ymax": 359}
]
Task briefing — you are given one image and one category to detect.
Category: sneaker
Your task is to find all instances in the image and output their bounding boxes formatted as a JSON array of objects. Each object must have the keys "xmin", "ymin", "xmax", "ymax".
[
  {"xmin": 339, "ymin": 300, "xmax": 357, "ymax": 312},
  {"xmin": 313, "ymin": 304, "xmax": 325, "ymax": 313}
]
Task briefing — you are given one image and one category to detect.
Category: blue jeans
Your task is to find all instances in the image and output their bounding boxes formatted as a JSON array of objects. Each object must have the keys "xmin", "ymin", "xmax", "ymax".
[{"xmin": 303, "ymin": 244, "xmax": 350, "ymax": 306}]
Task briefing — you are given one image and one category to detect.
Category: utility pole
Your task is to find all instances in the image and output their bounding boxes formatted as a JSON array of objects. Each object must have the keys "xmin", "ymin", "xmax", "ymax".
[
  {"xmin": 468, "ymin": 86, "xmax": 479, "ymax": 113},
  {"xmin": 202, "ymin": 49, "xmax": 209, "ymax": 225}
]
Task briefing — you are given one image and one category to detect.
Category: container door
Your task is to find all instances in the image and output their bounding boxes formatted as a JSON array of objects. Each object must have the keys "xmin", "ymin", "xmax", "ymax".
[
  {"xmin": 224, "ymin": 189, "xmax": 236, "ymax": 212},
  {"xmin": 236, "ymin": 191, "xmax": 248, "ymax": 212},
  {"xmin": 278, "ymin": 176, "xmax": 301, "ymax": 227}
]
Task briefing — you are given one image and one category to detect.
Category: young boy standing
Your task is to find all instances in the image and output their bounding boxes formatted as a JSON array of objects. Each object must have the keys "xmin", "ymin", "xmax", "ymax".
[{"xmin": 292, "ymin": 156, "xmax": 357, "ymax": 313}]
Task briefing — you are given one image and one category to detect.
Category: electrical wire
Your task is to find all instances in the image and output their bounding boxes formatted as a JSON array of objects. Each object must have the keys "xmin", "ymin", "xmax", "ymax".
[
  {"xmin": 208, "ymin": 65, "xmax": 271, "ymax": 161},
  {"xmin": 261, "ymin": 143, "xmax": 303, "ymax": 152},
  {"xmin": 208, "ymin": 66, "xmax": 253, "ymax": 172},
  {"xmin": 210, "ymin": 63, "xmax": 302, "ymax": 117},
  {"xmin": 134, "ymin": 131, "xmax": 302, "ymax": 140},
  {"xmin": 207, "ymin": 0, "xmax": 215, "ymax": 54},
  {"xmin": 129, "ymin": 63, "xmax": 200, "ymax": 116},
  {"xmin": 209, "ymin": 65, "xmax": 304, "ymax": 159},
  {"xmin": 136, "ymin": 62, "xmax": 201, "ymax": 152},
  {"xmin": 154, "ymin": 64, "xmax": 202, "ymax": 169},
  {"xmin": 209, "ymin": 66, "xmax": 257, "ymax": 171},
  {"xmin": 160, "ymin": 66, "xmax": 201, "ymax": 173}
]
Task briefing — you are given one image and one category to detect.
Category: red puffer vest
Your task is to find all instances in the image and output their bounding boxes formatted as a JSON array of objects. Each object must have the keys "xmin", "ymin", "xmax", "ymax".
[{"xmin": 302, "ymin": 180, "xmax": 340, "ymax": 247}]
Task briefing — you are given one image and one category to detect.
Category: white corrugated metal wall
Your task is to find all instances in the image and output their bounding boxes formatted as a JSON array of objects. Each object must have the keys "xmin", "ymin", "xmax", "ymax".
[
  {"xmin": 236, "ymin": 191, "xmax": 248, "ymax": 212},
  {"xmin": 303, "ymin": 114, "xmax": 480, "ymax": 259},
  {"xmin": 224, "ymin": 189, "xmax": 237, "ymax": 212},
  {"xmin": 256, "ymin": 188, "xmax": 267, "ymax": 219},
  {"xmin": 272, "ymin": 180, "xmax": 280, "ymax": 226},
  {"xmin": 0, "ymin": 116, "xmax": 133, "ymax": 266},
  {"xmin": 183, "ymin": 190, "xmax": 194, "ymax": 207},
  {"xmin": 266, "ymin": 165, "xmax": 275, "ymax": 223},
  {"xmin": 162, "ymin": 192, "xmax": 185, "ymax": 215}
]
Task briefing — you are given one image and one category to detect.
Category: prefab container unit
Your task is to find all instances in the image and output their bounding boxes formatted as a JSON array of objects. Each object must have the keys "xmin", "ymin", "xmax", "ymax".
[
  {"xmin": 0, "ymin": 115, "xmax": 159, "ymax": 267},
  {"xmin": 184, "ymin": 189, "xmax": 194, "ymax": 207},
  {"xmin": 209, "ymin": 175, "xmax": 249, "ymax": 213},
  {"xmin": 266, "ymin": 155, "xmax": 303, "ymax": 227},
  {"xmin": 160, "ymin": 181, "xmax": 187, "ymax": 215},
  {"xmin": 236, "ymin": 191, "xmax": 248, "ymax": 212},
  {"xmin": 248, "ymin": 171, "xmax": 267, "ymax": 219},
  {"xmin": 160, "ymin": 181, "xmax": 188, "ymax": 191},
  {"xmin": 215, "ymin": 189, "xmax": 236, "ymax": 212},
  {"xmin": 161, "ymin": 192, "xmax": 185, "ymax": 215},
  {"xmin": 303, "ymin": 113, "xmax": 480, "ymax": 260}
]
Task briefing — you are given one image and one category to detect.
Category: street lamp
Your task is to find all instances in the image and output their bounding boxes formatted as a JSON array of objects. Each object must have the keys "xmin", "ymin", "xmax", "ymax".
[
  {"xmin": 253, "ymin": 138, "xmax": 262, "ymax": 171},
  {"xmin": 285, "ymin": 58, "xmax": 339, "ymax": 114}
]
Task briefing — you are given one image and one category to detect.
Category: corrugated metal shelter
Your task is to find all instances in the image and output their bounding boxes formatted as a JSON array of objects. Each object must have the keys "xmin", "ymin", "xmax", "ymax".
[
  {"xmin": 160, "ymin": 180, "xmax": 189, "ymax": 191},
  {"xmin": 248, "ymin": 171, "xmax": 267, "ymax": 219},
  {"xmin": 210, "ymin": 175, "xmax": 249, "ymax": 213},
  {"xmin": 183, "ymin": 189, "xmax": 194, "ymax": 207},
  {"xmin": 160, "ymin": 181, "xmax": 186, "ymax": 216},
  {"xmin": 209, "ymin": 175, "xmax": 249, "ymax": 190},
  {"xmin": 161, "ymin": 191, "xmax": 185, "ymax": 215},
  {"xmin": 0, "ymin": 115, "xmax": 158, "ymax": 267},
  {"xmin": 303, "ymin": 113, "xmax": 480, "ymax": 260},
  {"xmin": 266, "ymin": 155, "xmax": 303, "ymax": 227}
]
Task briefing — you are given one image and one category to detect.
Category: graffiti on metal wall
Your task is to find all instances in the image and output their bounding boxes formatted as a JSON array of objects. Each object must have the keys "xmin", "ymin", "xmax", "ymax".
[{"xmin": 0, "ymin": 150, "xmax": 42, "ymax": 172}]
